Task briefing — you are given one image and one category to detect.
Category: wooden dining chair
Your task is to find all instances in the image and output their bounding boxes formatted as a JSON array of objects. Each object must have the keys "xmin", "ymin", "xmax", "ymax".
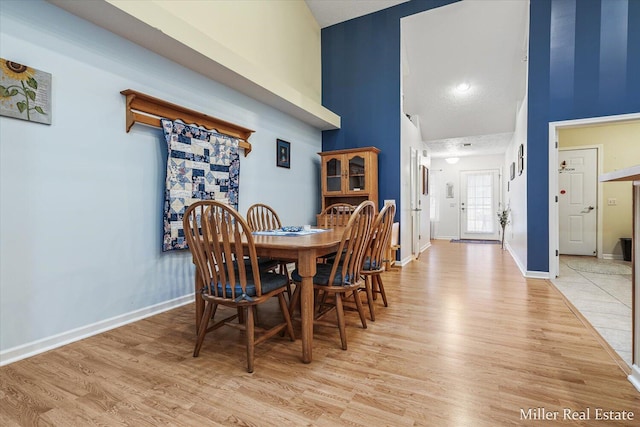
[
  {"xmin": 245, "ymin": 203, "xmax": 281, "ymax": 271},
  {"xmin": 317, "ymin": 203, "xmax": 356, "ymax": 228},
  {"xmin": 183, "ymin": 200, "xmax": 295, "ymax": 373},
  {"xmin": 246, "ymin": 203, "xmax": 294, "ymax": 297},
  {"xmin": 316, "ymin": 203, "xmax": 357, "ymax": 263},
  {"xmin": 290, "ymin": 201, "xmax": 375, "ymax": 350},
  {"xmin": 246, "ymin": 203, "xmax": 282, "ymax": 231},
  {"xmin": 359, "ymin": 202, "xmax": 396, "ymax": 321}
]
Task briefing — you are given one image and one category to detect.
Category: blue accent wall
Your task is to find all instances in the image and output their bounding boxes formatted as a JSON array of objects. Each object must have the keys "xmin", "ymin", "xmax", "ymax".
[
  {"xmin": 528, "ymin": 0, "xmax": 640, "ymax": 272},
  {"xmin": 323, "ymin": 0, "xmax": 640, "ymax": 273},
  {"xmin": 321, "ymin": 0, "xmax": 458, "ymax": 213}
]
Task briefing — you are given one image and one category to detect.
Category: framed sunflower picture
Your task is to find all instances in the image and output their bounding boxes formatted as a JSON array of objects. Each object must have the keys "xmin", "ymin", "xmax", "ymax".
[{"xmin": 0, "ymin": 58, "xmax": 51, "ymax": 125}]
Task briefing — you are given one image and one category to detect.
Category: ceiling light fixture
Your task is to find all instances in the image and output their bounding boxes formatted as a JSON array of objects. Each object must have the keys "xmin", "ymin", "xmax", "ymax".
[
  {"xmin": 445, "ymin": 157, "xmax": 460, "ymax": 164},
  {"xmin": 455, "ymin": 82, "xmax": 470, "ymax": 93}
]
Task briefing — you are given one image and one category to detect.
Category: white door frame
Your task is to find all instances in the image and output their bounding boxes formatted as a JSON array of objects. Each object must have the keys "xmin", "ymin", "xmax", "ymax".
[{"xmin": 548, "ymin": 112, "xmax": 640, "ymax": 278}]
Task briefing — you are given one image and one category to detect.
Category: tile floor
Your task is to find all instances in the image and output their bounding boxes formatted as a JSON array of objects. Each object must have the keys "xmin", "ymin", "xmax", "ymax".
[{"xmin": 551, "ymin": 255, "xmax": 633, "ymax": 367}]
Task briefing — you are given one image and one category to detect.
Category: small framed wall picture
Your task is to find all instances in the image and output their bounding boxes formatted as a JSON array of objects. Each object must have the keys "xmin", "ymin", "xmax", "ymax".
[
  {"xmin": 517, "ymin": 144, "xmax": 524, "ymax": 175},
  {"xmin": 518, "ymin": 156, "xmax": 524, "ymax": 176},
  {"xmin": 446, "ymin": 182, "xmax": 454, "ymax": 198},
  {"xmin": 276, "ymin": 139, "xmax": 290, "ymax": 168},
  {"xmin": 422, "ymin": 166, "xmax": 429, "ymax": 195}
]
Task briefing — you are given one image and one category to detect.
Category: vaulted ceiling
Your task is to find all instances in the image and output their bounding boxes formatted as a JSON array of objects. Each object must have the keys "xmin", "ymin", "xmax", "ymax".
[
  {"xmin": 306, "ymin": 0, "xmax": 529, "ymax": 159},
  {"xmin": 306, "ymin": 0, "xmax": 409, "ymax": 28}
]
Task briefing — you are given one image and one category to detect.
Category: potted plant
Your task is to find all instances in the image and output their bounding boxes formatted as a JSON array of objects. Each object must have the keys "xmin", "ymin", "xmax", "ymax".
[{"xmin": 497, "ymin": 207, "xmax": 510, "ymax": 249}]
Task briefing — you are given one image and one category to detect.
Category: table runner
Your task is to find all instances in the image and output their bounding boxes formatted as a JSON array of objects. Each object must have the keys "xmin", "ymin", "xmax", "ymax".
[{"xmin": 252, "ymin": 228, "xmax": 329, "ymax": 237}]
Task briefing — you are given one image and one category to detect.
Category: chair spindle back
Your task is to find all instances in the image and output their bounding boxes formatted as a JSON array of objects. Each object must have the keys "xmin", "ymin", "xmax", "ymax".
[
  {"xmin": 184, "ymin": 201, "xmax": 262, "ymax": 301},
  {"xmin": 326, "ymin": 201, "xmax": 375, "ymax": 285},
  {"xmin": 319, "ymin": 203, "xmax": 356, "ymax": 228},
  {"xmin": 246, "ymin": 203, "xmax": 282, "ymax": 231},
  {"xmin": 365, "ymin": 203, "xmax": 396, "ymax": 272}
]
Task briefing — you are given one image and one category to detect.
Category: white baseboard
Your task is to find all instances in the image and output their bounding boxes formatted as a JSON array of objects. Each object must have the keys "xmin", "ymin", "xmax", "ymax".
[
  {"xmin": 629, "ymin": 364, "xmax": 640, "ymax": 393},
  {"xmin": 502, "ymin": 242, "xmax": 549, "ymax": 279},
  {"xmin": 505, "ymin": 242, "xmax": 526, "ymax": 276},
  {"xmin": 602, "ymin": 253, "xmax": 624, "ymax": 260},
  {"xmin": 435, "ymin": 236, "xmax": 458, "ymax": 241},
  {"xmin": 505, "ymin": 244, "xmax": 550, "ymax": 279},
  {"xmin": 396, "ymin": 242, "xmax": 431, "ymax": 266},
  {"xmin": 0, "ymin": 294, "xmax": 194, "ymax": 366},
  {"xmin": 397, "ymin": 255, "xmax": 413, "ymax": 266},
  {"xmin": 525, "ymin": 270, "xmax": 551, "ymax": 279}
]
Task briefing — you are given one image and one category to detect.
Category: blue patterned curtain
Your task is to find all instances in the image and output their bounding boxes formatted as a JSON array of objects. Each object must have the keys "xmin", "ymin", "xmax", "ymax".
[{"xmin": 160, "ymin": 119, "xmax": 240, "ymax": 251}]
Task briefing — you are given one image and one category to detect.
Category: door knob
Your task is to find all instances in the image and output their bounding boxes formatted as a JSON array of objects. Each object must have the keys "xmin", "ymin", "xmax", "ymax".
[{"xmin": 587, "ymin": 206, "xmax": 594, "ymax": 211}]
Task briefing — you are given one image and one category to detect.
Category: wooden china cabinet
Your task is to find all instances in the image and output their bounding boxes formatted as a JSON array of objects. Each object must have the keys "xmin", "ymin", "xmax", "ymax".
[{"xmin": 317, "ymin": 147, "xmax": 380, "ymax": 223}]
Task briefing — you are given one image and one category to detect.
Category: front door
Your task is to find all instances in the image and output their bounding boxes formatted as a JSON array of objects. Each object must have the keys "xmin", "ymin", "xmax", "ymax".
[
  {"xmin": 460, "ymin": 170, "xmax": 500, "ymax": 240},
  {"xmin": 558, "ymin": 148, "xmax": 597, "ymax": 256}
]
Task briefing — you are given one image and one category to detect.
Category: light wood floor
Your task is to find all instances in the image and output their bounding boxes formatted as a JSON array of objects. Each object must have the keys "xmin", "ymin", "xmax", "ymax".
[{"xmin": 1, "ymin": 241, "xmax": 638, "ymax": 426}]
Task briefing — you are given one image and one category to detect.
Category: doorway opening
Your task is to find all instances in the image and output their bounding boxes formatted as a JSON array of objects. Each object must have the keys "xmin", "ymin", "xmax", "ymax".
[
  {"xmin": 548, "ymin": 113, "xmax": 639, "ymax": 371},
  {"xmin": 548, "ymin": 112, "xmax": 640, "ymax": 279},
  {"xmin": 410, "ymin": 148, "xmax": 423, "ymax": 259},
  {"xmin": 460, "ymin": 169, "xmax": 500, "ymax": 241}
]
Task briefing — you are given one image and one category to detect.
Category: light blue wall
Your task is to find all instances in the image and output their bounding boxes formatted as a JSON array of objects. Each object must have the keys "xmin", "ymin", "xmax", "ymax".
[{"xmin": 0, "ymin": 0, "xmax": 321, "ymax": 356}]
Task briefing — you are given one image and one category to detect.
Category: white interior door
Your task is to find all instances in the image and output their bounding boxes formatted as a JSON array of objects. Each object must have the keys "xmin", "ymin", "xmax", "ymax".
[
  {"xmin": 460, "ymin": 170, "xmax": 500, "ymax": 240},
  {"xmin": 559, "ymin": 148, "xmax": 597, "ymax": 256},
  {"xmin": 410, "ymin": 148, "xmax": 421, "ymax": 258}
]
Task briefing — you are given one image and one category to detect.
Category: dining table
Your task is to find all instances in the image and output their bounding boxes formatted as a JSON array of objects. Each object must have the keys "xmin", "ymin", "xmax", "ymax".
[{"xmin": 193, "ymin": 227, "xmax": 344, "ymax": 363}]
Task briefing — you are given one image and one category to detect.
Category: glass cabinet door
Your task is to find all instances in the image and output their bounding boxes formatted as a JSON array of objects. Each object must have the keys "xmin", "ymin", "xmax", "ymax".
[
  {"xmin": 319, "ymin": 147, "xmax": 378, "ymax": 214},
  {"xmin": 347, "ymin": 155, "xmax": 365, "ymax": 192},
  {"xmin": 325, "ymin": 157, "xmax": 342, "ymax": 192}
]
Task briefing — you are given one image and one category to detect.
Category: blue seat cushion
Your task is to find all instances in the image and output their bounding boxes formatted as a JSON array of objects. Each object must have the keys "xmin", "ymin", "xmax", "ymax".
[
  {"xmin": 212, "ymin": 271, "xmax": 289, "ymax": 300},
  {"xmin": 245, "ymin": 257, "xmax": 280, "ymax": 272},
  {"xmin": 361, "ymin": 256, "xmax": 381, "ymax": 271},
  {"xmin": 291, "ymin": 263, "xmax": 353, "ymax": 286}
]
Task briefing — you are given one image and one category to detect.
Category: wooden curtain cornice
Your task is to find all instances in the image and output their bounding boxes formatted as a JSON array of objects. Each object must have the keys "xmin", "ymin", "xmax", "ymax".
[{"xmin": 120, "ymin": 89, "xmax": 253, "ymax": 156}]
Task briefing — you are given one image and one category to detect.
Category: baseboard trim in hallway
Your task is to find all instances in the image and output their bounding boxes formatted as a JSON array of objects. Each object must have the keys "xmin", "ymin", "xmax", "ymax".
[{"xmin": 630, "ymin": 365, "xmax": 640, "ymax": 392}]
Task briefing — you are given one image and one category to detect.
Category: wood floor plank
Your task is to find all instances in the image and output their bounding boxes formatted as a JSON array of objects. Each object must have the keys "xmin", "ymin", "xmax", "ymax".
[{"xmin": 1, "ymin": 240, "xmax": 638, "ymax": 425}]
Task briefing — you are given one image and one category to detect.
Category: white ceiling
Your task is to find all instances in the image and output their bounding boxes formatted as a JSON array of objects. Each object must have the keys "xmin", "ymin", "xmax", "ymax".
[
  {"xmin": 306, "ymin": 0, "xmax": 529, "ymax": 159},
  {"xmin": 306, "ymin": 0, "xmax": 409, "ymax": 28}
]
